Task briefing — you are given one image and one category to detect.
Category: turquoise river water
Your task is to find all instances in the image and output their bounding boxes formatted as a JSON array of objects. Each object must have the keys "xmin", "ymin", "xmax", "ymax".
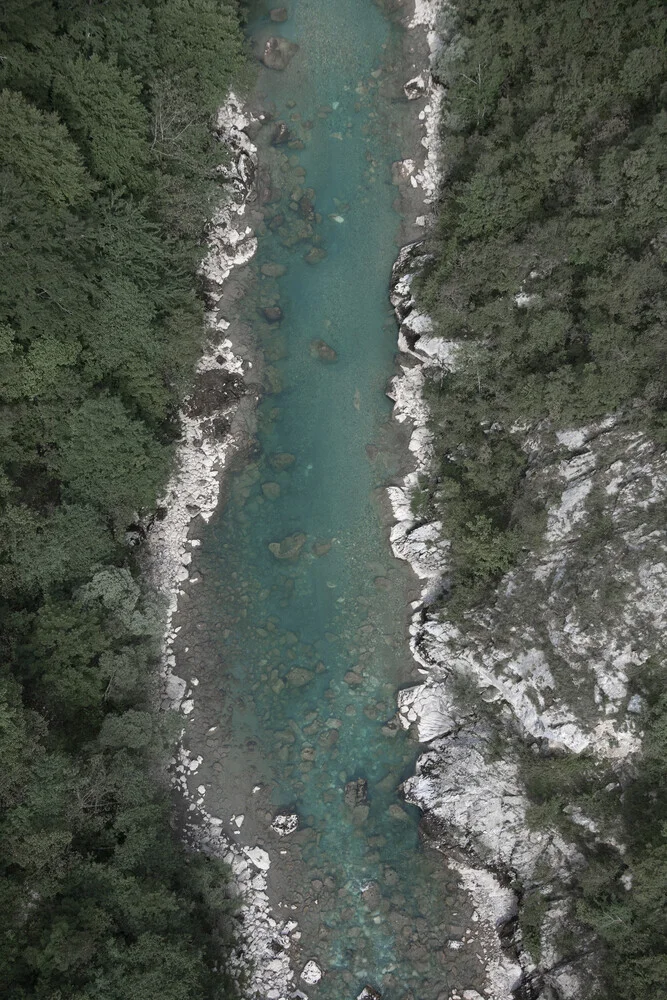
[{"xmin": 179, "ymin": 1, "xmax": 484, "ymax": 996}]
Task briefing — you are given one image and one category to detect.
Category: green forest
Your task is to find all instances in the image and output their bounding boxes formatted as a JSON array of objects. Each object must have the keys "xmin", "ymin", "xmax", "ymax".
[
  {"xmin": 419, "ymin": 0, "xmax": 667, "ymax": 996},
  {"xmin": 0, "ymin": 1, "xmax": 248, "ymax": 997},
  {"xmin": 2, "ymin": 0, "xmax": 666, "ymax": 997},
  {"xmin": 419, "ymin": 0, "xmax": 667, "ymax": 604}
]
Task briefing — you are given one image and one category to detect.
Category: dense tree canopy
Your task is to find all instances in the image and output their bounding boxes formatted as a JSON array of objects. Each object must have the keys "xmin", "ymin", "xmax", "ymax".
[
  {"xmin": 0, "ymin": 1, "xmax": 247, "ymax": 996},
  {"xmin": 419, "ymin": 2, "xmax": 667, "ymax": 994},
  {"xmin": 417, "ymin": 0, "xmax": 667, "ymax": 602}
]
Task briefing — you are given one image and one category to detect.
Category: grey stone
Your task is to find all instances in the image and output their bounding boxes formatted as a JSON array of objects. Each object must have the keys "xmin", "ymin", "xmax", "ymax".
[{"xmin": 262, "ymin": 36, "xmax": 299, "ymax": 71}]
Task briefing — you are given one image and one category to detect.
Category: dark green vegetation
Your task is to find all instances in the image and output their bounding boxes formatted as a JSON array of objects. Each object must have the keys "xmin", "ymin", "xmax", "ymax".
[
  {"xmin": 419, "ymin": 1, "xmax": 667, "ymax": 994},
  {"xmin": 417, "ymin": 0, "xmax": 667, "ymax": 605},
  {"xmin": 518, "ymin": 660, "xmax": 667, "ymax": 999},
  {"xmin": 0, "ymin": 2, "xmax": 248, "ymax": 996}
]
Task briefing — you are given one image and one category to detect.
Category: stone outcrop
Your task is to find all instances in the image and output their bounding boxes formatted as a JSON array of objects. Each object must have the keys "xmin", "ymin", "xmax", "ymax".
[{"xmin": 388, "ymin": 236, "xmax": 667, "ymax": 999}]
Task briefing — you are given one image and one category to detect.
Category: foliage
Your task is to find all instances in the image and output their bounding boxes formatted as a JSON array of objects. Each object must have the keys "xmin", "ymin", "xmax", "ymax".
[
  {"xmin": 0, "ymin": 1, "xmax": 247, "ymax": 996},
  {"xmin": 422, "ymin": 1, "xmax": 667, "ymax": 992},
  {"xmin": 518, "ymin": 666, "xmax": 667, "ymax": 997},
  {"xmin": 416, "ymin": 0, "xmax": 667, "ymax": 608}
]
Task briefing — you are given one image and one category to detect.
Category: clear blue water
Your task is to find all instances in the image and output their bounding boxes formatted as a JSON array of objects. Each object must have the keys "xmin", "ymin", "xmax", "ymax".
[{"xmin": 180, "ymin": 1, "xmax": 482, "ymax": 995}]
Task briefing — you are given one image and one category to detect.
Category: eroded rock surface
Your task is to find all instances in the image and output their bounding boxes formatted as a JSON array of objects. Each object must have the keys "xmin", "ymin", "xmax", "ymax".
[{"xmin": 388, "ymin": 236, "xmax": 667, "ymax": 999}]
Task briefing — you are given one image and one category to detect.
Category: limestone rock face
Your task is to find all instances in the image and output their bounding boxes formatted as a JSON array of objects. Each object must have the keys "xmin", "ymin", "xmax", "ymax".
[
  {"xmin": 387, "ymin": 239, "xmax": 667, "ymax": 1000},
  {"xmin": 262, "ymin": 36, "xmax": 299, "ymax": 70}
]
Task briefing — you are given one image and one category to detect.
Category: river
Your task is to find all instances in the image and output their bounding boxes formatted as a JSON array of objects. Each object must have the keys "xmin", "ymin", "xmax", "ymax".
[{"xmin": 176, "ymin": 1, "xmax": 484, "ymax": 995}]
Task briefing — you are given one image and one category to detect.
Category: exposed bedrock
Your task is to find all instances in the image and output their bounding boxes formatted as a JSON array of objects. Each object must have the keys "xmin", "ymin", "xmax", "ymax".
[{"xmin": 387, "ymin": 235, "xmax": 667, "ymax": 999}]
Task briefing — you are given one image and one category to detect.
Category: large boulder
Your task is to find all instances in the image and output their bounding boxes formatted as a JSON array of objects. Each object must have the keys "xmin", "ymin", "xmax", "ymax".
[
  {"xmin": 403, "ymin": 73, "xmax": 429, "ymax": 100},
  {"xmin": 262, "ymin": 36, "xmax": 299, "ymax": 70},
  {"xmin": 271, "ymin": 121, "xmax": 291, "ymax": 145}
]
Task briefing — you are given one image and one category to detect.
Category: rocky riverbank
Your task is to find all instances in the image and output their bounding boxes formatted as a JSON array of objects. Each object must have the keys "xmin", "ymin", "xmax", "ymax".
[
  {"xmin": 143, "ymin": 1, "xmax": 470, "ymax": 996},
  {"xmin": 144, "ymin": 92, "xmax": 304, "ymax": 999},
  {"xmin": 386, "ymin": 79, "xmax": 667, "ymax": 1000}
]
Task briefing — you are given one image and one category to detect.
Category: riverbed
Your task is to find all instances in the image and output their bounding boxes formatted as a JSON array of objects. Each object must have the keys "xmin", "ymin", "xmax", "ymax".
[{"xmin": 173, "ymin": 1, "xmax": 484, "ymax": 996}]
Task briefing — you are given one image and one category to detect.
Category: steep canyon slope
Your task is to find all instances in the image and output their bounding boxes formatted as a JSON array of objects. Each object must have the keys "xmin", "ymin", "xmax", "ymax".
[{"xmin": 389, "ymin": 1, "xmax": 667, "ymax": 997}]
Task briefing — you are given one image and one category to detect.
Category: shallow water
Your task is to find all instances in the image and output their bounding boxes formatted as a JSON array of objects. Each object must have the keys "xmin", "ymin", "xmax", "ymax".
[{"xmin": 181, "ymin": 1, "xmax": 483, "ymax": 995}]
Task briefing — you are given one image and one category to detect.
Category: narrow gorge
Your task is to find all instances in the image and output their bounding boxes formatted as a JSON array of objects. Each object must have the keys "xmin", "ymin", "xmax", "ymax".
[
  {"xmin": 151, "ymin": 1, "xmax": 667, "ymax": 998},
  {"xmin": 1, "ymin": 1, "xmax": 662, "ymax": 999},
  {"xmin": 149, "ymin": 1, "xmax": 498, "ymax": 997}
]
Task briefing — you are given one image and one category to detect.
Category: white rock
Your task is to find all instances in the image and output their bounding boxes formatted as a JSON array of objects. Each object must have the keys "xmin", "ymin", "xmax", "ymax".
[
  {"xmin": 243, "ymin": 846, "xmax": 271, "ymax": 871},
  {"xmin": 271, "ymin": 813, "xmax": 299, "ymax": 837},
  {"xmin": 300, "ymin": 960, "xmax": 323, "ymax": 984}
]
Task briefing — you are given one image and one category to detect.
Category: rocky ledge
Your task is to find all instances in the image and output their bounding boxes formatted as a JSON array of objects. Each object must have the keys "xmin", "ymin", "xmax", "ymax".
[{"xmin": 386, "ymin": 240, "xmax": 667, "ymax": 999}]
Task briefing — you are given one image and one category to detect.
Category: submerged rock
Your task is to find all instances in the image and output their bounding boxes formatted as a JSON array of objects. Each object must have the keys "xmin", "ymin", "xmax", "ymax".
[
  {"xmin": 261, "ymin": 262, "xmax": 287, "ymax": 278},
  {"xmin": 312, "ymin": 538, "xmax": 332, "ymax": 557},
  {"xmin": 343, "ymin": 670, "xmax": 363, "ymax": 686},
  {"xmin": 261, "ymin": 481, "xmax": 281, "ymax": 499},
  {"xmin": 303, "ymin": 246, "xmax": 327, "ymax": 265},
  {"xmin": 286, "ymin": 666, "xmax": 313, "ymax": 686},
  {"xmin": 309, "ymin": 338, "xmax": 337, "ymax": 362},
  {"xmin": 344, "ymin": 777, "xmax": 368, "ymax": 807},
  {"xmin": 268, "ymin": 451, "xmax": 295, "ymax": 470},
  {"xmin": 268, "ymin": 532, "xmax": 307, "ymax": 560},
  {"xmin": 262, "ymin": 305, "xmax": 283, "ymax": 323},
  {"xmin": 262, "ymin": 36, "xmax": 299, "ymax": 71},
  {"xmin": 269, "ymin": 7, "xmax": 288, "ymax": 21}
]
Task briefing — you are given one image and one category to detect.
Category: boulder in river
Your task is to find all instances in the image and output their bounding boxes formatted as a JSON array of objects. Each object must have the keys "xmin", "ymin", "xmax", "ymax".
[
  {"xmin": 268, "ymin": 532, "xmax": 307, "ymax": 560},
  {"xmin": 271, "ymin": 121, "xmax": 291, "ymax": 145},
  {"xmin": 344, "ymin": 777, "xmax": 368, "ymax": 808},
  {"xmin": 303, "ymin": 246, "xmax": 327, "ymax": 265},
  {"xmin": 262, "ymin": 36, "xmax": 299, "ymax": 70},
  {"xmin": 309, "ymin": 338, "xmax": 337, "ymax": 362},
  {"xmin": 261, "ymin": 261, "xmax": 287, "ymax": 278},
  {"xmin": 268, "ymin": 451, "xmax": 295, "ymax": 470},
  {"xmin": 262, "ymin": 305, "xmax": 283, "ymax": 323}
]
